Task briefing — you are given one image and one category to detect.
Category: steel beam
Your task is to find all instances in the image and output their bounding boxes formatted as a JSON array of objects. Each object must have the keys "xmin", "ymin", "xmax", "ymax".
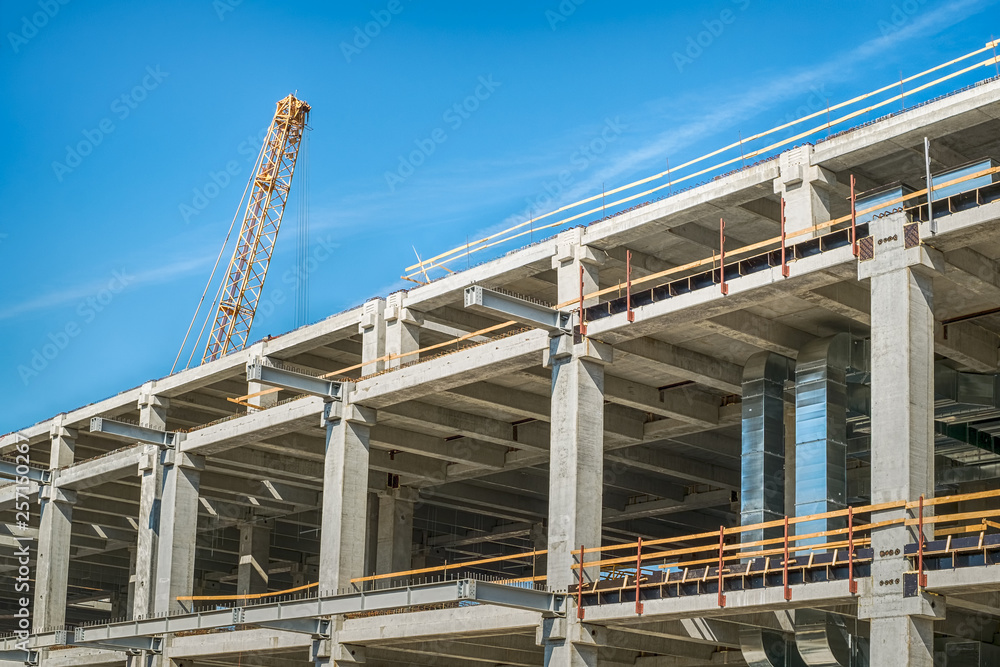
[
  {"xmin": 89, "ymin": 418, "xmax": 176, "ymax": 448},
  {"xmin": 65, "ymin": 580, "xmax": 564, "ymax": 651},
  {"xmin": 248, "ymin": 360, "xmax": 344, "ymax": 400},
  {"xmin": 464, "ymin": 286, "xmax": 571, "ymax": 333},
  {"xmin": 0, "ymin": 460, "xmax": 46, "ymax": 483}
]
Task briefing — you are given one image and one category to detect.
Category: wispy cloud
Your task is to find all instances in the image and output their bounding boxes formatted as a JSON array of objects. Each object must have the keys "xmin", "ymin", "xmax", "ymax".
[{"xmin": 0, "ymin": 255, "xmax": 212, "ymax": 321}]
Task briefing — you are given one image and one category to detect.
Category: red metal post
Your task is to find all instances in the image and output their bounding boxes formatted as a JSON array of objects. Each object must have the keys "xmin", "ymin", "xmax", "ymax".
[
  {"xmin": 626, "ymin": 250, "xmax": 635, "ymax": 323},
  {"xmin": 848, "ymin": 505, "xmax": 857, "ymax": 595},
  {"xmin": 719, "ymin": 218, "xmax": 728, "ymax": 296},
  {"xmin": 717, "ymin": 526, "xmax": 726, "ymax": 608},
  {"xmin": 783, "ymin": 516, "xmax": 792, "ymax": 601},
  {"xmin": 635, "ymin": 537, "xmax": 643, "ymax": 615},
  {"xmin": 577, "ymin": 544, "xmax": 586, "ymax": 620},
  {"xmin": 578, "ymin": 265, "xmax": 587, "ymax": 337},
  {"xmin": 850, "ymin": 174, "xmax": 858, "ymax": 257},
  {"xmin": 918, "ymin": 495, "xmax": 927, "ymax": 589},
  {"xmin": 780, "ymin": 198, "xmax": 789, "ymax": 278}
]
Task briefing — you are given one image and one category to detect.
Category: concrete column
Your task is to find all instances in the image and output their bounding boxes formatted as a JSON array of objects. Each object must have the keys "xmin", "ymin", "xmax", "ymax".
[
  {"xmin": 773, "ymin": 144, "xmax": 840, "ymax": 238},
  {"xmin": 236, "ymin": 518, "xmax": 272, "ymax": 596},
  {"xmin": 246, "ymin": 342, "xmax": 278, "ymax": 409},
  {"xmin": 33, "ymin": 420, "xmax": 77, "ymax": 631},
  {"xmin": 385, "ymin": 291, "xmax": 422, "ymax": 370},
  {"xmin": 552, "ymin": 228, "xmax": 604, "ymax": 307},
  {"xmin": 857, "ymin": 211, "xmax": 942, "ymax": 666},
  {"xmin": 133, "ymin": 389, "xmax": 170, "ymax": 619},
  {"xmin": 319, "ymin": 398, "xmax": 375, "ymax": 595},
  {"xmin": 133, "ymin": 445, "xmax": 162, "ymax": 619},
  {"xmin": 540, "ymin": 618, "xmax": 598, "ymax": 667},
  {"xmin": 375, "ymin": 489, "xmax": 415, "ymax": 577},
  {"xmin": 363, "ymin": 492, "xmax": 378, "ymax": 582},
  {"xmin": 359, "ymin": 298, "xmax": 387, "ymax": 376},
  {"xmin": 531, "ymin": 522, "xmax": 548, "ymax": 580},
  {"xmin": 543, "ymin": 334, "xmax": 611, "ymax": 591},
  {"xmin": 152, "ymin": 448, "xmax": 204, "ymax": 615}
]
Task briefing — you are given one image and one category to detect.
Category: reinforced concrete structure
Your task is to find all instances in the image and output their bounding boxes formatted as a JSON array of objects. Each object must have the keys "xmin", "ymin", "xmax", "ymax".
[{"xmin": 7, "ymin": 68, "xmax": 1000, "ymax": 667}]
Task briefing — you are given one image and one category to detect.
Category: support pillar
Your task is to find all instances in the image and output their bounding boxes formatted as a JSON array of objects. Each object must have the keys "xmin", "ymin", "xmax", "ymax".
[
  {"xmin": 552, "ymin": 228, "xmax": 604, "ymax": 307},
  {"xmin": 773, "ymin": 144, "xmax": 840, "ymax": 238},
  {"xmin": 375, "ymin": 489, "xmax": 414, "ymax": 578},
  {"xmin": 133, "ymin": 389, "xmax": 170, "ymax": 619},
  {"xmin": 247, "ymin": 342, "xmax": 277, "ymax": 408},
  {"xmin": 33, "ymin": 419, "xmax": 77, "ymax": 631},
  {"xmin": 236, "ymin": 518, "xmax": 272, "ymax": 596},
  {"xmin": 33, "ymin": 418, "xmax": 77, "ymax": 631},
  {"xmin": 385, "ymin": 291, "xmax": 422, "ymax": 370},
  {"xmin": 857, "ymin": 211, "xmax": 942, "ymax": 666},
  {"xmin": 359, "ymin": 298, "xmax": 386, "ymax": 376},
  {"xmin": 319, "ymin": 397, "xmax": 375, "ymax": 595},
  {"xmin": 152, "ymin": 448, "xmax": 204, "ymax": 615},
  {"xmin": 543, "ymin": 334, "xmax": 611, "ymax": 591}
]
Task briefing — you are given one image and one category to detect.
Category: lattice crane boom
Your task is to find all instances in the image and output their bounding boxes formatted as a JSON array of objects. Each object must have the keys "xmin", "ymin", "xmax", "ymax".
[{"xmin": 202, "ymin": 94, "xmax": 311, "ymax": 364}]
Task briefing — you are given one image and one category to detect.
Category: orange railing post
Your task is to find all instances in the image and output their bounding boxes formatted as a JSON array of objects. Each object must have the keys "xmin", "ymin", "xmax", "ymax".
[
  {"xmin": 850, "ymin": 174, "xmax": 858, "ymax": 256},
  {"xmin": 918, "ymin": 495, "xmax": 927, "ymax": 589},
  {"xmin": 577, "ymin": 544, "xmax": 586, "ymax": 620},
  {"xmin": 717, "ymin": 526, "xmax": 726, "ymax": 608},
  {"xmin": 635, "ymin": 536, "xmax": 644, "ymax": 615},
  {"xmin": 626, "ymin": 250, "xmax": 635, "ymax": 323},
  {"xmin": 848, "ymin": 505, "xmax": 857, "ymax": 595},
  {"xmin": 783, "ymin": 516, "xmax": 792, "ymax": 601},
  {"xmin": 719, "ymin": 218, "xmax": 728, "ymax": 295},
  {"xmin": 578, "ymin": 266, "xmax": 587, "ymax": 336},
  {"xmin": 780, "ymin": 198, "xmax": 789, "ymax": 278}
]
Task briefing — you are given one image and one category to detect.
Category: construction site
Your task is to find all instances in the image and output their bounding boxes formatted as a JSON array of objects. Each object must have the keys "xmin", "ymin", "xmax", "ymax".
[{"xmin": 8, "ymin": 39, "xmax": 1000, "ymax": 667}]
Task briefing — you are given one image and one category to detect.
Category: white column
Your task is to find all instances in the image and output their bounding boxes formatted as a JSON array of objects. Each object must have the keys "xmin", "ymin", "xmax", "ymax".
[
  {"xmin": 385, "ymin": 291, "xmax": 422, "ymax": 370},
  {"xmin": 359, "ymin": 298, "xmax": 387, "ymax": 376},
  {"xmin": 857, "ymin": 211, "xmax": 941, "ymax": 666},
  {"xmin": 152, "ymin": 448, "xmax": 204, "ymax": 615},
  {"xmin": 133, "ymin": 389, "xmax": 170, "ymax": 619},
  {"xmin": 773, "ymin": 144, "xmax": 840, "ymax": 238},
  {"xmin": 544, "ymin": 335, "xmax": 610, "ymax": 591},
  {"xmin": 32, "ymin": 419, "xmax": 76, "ymax": 631},
  {"xmin": 375, "ymin": 489, "xmax": 415, "ymax": 577},
  {"xmin": 319, "ymin": 398, "xmax": 375, "ymax": 595},
  {"xmin": 237, "ymin": 518, "xmax": 272, "ymax": 596}
]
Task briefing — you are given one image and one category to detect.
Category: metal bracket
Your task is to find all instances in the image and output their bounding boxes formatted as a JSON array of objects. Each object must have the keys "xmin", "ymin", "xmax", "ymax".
[
  {"xmin": 89, "ymin": 418, "xmax": 176, "ymax": 448},
  {"xmin": 464, "ymin": 286, "xmax": 572, "ymax": 333},
  {"xmin": 247, "ymin": 359, "xmax": 343, "ymax": 400}
]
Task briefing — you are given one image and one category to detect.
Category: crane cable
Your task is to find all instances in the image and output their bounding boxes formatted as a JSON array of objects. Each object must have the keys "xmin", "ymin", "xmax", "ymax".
[{"xmin": 170, "ymin": 135, "xmax": 269, "ymax": 373}]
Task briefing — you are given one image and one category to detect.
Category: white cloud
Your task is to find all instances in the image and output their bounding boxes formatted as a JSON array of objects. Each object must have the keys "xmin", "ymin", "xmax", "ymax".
[{"xmin": 0, "ymin": 255, "xmax": 211, "ymax": 321}]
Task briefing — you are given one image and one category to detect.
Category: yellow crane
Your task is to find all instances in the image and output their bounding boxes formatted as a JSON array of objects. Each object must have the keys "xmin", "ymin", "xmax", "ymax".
[{"xmin": 173, "ymin": 94, "xmax": 311, "ymax": 371}]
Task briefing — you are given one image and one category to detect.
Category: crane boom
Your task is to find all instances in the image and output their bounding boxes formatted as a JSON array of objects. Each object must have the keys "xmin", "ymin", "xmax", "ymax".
[{"xmin": 202, "ymin": 94, "xmax": 311, "ymax": 364}]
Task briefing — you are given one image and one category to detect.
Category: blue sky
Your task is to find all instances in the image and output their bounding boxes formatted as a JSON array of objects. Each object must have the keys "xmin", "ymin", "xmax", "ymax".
[{"xmin": 1, "ymin": 0, "xmax": 999, "ymax": 434}]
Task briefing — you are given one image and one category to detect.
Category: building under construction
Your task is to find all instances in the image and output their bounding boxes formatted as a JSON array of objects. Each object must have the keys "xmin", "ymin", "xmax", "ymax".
[{"xmin": 8, "ymin": 45, "xmax": 1000, "ymax": 667}]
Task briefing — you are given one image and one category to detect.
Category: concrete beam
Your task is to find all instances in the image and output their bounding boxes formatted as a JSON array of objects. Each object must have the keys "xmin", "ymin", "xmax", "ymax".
[
  {"xmin": 615, "ymin": 338, "xmax": 742, "ymax": 394},
  {"xmin": 181, "ymin": 396, "xmax": 324, "ymax": 456},
  {"xmin": 55, "ymin": 446, "xmax": 143, "ymax": 491},
  {"xmin": 352, "ymin": 329, "xmax": 550, "ymax": 409},
  {"xmin": 698, "ymin": 311, "xmax": 815, "ymax": 358},
  {"xmin": 935, "ymin": 320, "xmax": 999, "ymax": 372}
]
